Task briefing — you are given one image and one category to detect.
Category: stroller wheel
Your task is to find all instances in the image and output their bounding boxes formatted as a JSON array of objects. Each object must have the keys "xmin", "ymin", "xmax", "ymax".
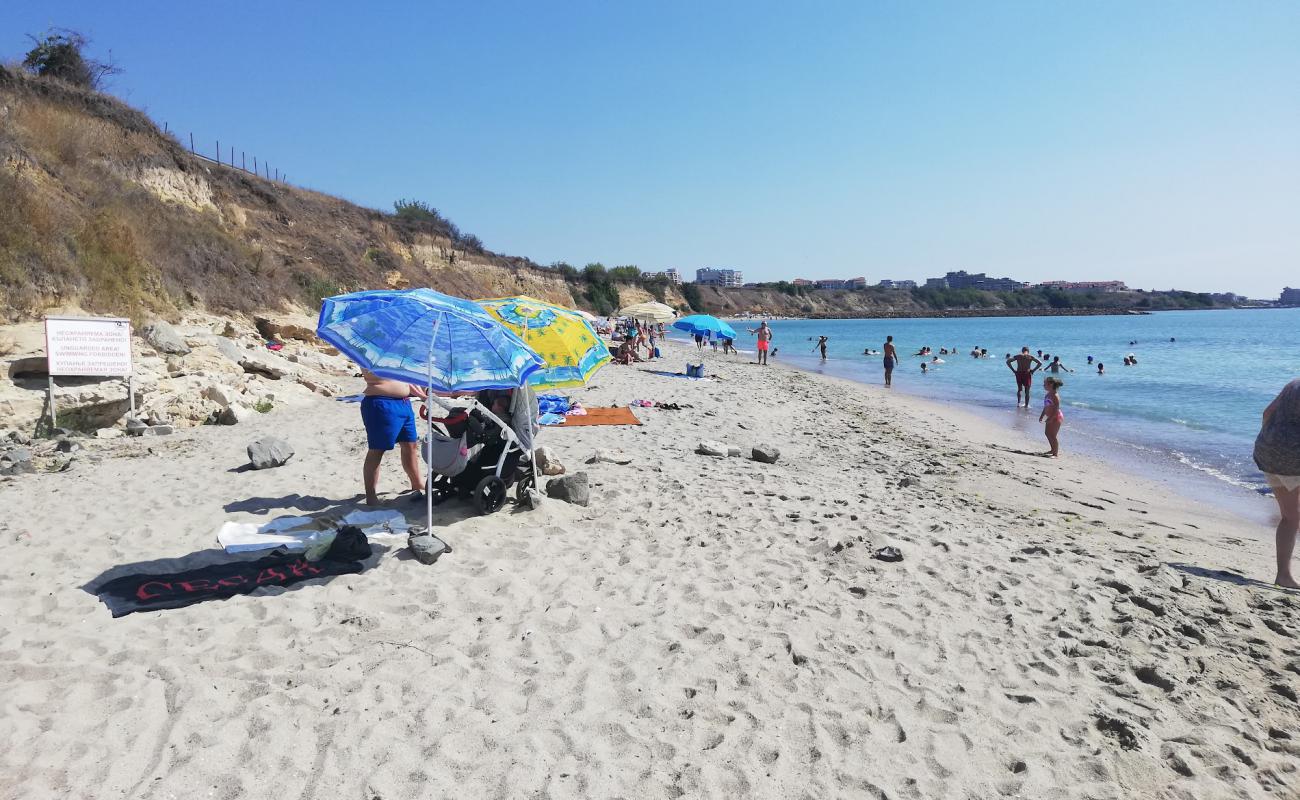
[
  {"xmin": 515, "ymin": 471, "xmax": 535, "ymax": 504},
  {"xmin": 473, "ymin": 475, "xmax": 507, "ymax": 514}
]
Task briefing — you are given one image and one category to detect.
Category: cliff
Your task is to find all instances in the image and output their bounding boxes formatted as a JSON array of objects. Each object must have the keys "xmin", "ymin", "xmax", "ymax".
[{"xmin": 0, "ymin": 67, "xmax": 685, "ymax": 323}]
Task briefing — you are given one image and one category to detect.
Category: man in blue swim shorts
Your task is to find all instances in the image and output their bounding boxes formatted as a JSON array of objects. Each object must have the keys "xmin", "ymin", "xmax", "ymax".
[{"xmin": 360, "ymin": 370, "xmax": 426, "ymax": 506}]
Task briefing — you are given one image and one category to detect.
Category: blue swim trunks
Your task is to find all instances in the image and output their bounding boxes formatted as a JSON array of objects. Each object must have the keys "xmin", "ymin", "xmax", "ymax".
[{"xmin": 360, "ymin": 396, "xmax": 418, "ymax": 451}]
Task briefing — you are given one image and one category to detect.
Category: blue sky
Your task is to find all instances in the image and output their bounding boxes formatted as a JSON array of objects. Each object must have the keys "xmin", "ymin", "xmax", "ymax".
[{"xmin": 7, "ymin": 1, "xmax": 1298, "ymax": 297}]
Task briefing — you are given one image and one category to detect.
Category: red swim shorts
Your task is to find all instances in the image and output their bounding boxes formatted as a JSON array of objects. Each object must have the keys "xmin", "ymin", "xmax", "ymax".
[
  {"xmin": 1016, "ymin": 371, "xmax": 1032, "ymax": 389},
  {"xmin": 757, "ymin": 341, "xmax": 769, "ymax": 352}
]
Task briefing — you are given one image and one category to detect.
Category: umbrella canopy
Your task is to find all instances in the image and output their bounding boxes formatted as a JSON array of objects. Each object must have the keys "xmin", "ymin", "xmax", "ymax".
[
  {"xmin": 619, "ymin": 301, "xmax": 677, "ymax": 322},
  {"xmin": 317, "ymin": 288, "xmax": 543, "ymax": 392},
  {"xmin": 673, "ymin": 314, "xmax": 737, "ymax": 340},
  {"xmin": 476, "ymin": 296, "xmax": 611, "ymax": 388}
]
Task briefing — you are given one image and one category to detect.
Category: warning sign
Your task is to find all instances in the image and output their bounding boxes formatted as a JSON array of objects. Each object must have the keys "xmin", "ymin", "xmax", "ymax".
[{"xmin": 45, "ymin": 316, "xmax": 134, "ymax": 377}]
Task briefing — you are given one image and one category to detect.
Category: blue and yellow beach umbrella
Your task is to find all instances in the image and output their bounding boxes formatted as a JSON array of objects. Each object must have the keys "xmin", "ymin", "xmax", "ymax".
[{"xmin": 475, "ymin": 296, "xmax": 611, "ymax": 388}]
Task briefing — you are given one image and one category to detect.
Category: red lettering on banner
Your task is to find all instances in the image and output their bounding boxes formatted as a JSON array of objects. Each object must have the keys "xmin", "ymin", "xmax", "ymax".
[
  {"xmin": 178, "ymin": 579, "xmax": 215, "ymax": 593},
  {"xmin": 288, "ymin": 559, "xmax": 324, "ymax": 577},
  {"xmin": 255, "ymin": 567, "xmax": 288, "ymax": 585},
  {"xmin": 217, "ymin": 575, "xmax": 248, "ymax": 589},
  {"xmin": 137, "ymin": 581, "xmax": 172, "ymax": 601}
]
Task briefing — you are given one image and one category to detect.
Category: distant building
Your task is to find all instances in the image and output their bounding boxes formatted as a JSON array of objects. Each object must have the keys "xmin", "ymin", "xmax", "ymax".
[
  {"xmin": 928, "ymin": 270, "xmax": 1025, "ymax": 291},
  {"xmin": 814, "ymin": 277, "xmax": 868, "ymax": 290},
  {"xmin": 1037, "ymin": 280, "xmax": 1128, "ymax": 293},
  {"xmin": 695, "ymin": 268, "xmax": 744, "ymax": 287},
  {"xmin": 642, "ymin": 267, "xmax": 682, "ymax": 285},
  {"xmin": 877, "ymin": 279, "xmax": 917, "ymax": 290},
  {"xmin": 1282, "ymin": 287, "xmax": 1300, "ymax": 305},
  {"xmin": 791, "ymin": 278, "xmax": 814, "ymax": 287}
]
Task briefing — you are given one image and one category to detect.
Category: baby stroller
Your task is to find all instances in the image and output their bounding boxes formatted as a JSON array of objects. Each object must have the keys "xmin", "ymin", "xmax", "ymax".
[{"xmin": 421, "ymin": 387, "xmax": 538, "ymax": 514}]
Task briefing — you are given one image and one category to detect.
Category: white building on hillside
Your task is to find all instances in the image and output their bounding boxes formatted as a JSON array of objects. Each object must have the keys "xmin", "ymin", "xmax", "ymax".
[{"xmin": 696, "ymin": 268, "xmax": 744, "ymax": 287}]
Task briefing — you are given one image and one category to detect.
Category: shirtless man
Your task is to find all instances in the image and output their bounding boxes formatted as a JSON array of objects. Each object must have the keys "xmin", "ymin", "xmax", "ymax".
[
  {"xmin": 1006, "ymin": 347, "xmax": 1042, "ymax": 407},
  {"xmin": 1046, "ymin": 355, "xmax": 1073, "ymax": 374},
  {"xmin": 360, "ymin": 370, "xmax": 427, "ymax": 505},
  {"xmin": 814, "ymin": 336, "xmax": 829, "ymax": 360},
  {"xmin": 750, "ymin": 321, "xmax": 774, "ymax": 366},
  {"xmin": 883, "ymin": 335, "xmax": 898, "ymax": 387}
]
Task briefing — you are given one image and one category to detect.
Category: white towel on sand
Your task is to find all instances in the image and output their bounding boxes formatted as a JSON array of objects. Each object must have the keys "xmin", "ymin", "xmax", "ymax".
[{"xmin": 217, "ymin": 509, "xmax": 410, "ymax": 553}]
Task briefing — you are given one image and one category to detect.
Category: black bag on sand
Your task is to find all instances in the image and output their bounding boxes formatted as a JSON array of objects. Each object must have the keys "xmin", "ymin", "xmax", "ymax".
[{"xmin": 325, "ymin": 525, "xmax": 372, "ymax": 561}]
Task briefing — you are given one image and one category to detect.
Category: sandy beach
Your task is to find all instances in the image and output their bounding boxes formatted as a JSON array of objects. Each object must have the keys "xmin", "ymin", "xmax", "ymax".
[{"xmin": 1, "ymin": 336, "xmax": 1297, "ymax": 800}]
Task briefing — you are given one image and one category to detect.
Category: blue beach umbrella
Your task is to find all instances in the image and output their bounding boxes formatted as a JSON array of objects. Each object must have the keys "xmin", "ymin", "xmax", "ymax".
[
  {"xmin": 317, "ymin": 288, "xmax": 545, "ymax": 531},
  {"xmin": 673, "ymin": 314, "xmax": 738, "ymax": 341},
  {"xmin": 316, "ymin": 288, "xmax": 543, "ymax": 392}
]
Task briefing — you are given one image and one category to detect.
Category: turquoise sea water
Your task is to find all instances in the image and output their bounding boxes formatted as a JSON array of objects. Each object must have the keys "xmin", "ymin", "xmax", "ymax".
[{"xmin": 676, "ymin": 308, "xmax": 1300, "ymax": 520}]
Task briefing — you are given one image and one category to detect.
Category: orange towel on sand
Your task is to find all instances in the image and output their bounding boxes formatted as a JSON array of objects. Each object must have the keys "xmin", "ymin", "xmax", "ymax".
[{"xmin": 555, "ymin": 407, "xmax": 641, "ymax": 426}]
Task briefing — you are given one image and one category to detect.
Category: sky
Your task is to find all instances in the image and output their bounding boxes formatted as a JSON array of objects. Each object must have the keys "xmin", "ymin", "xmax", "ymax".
[{"xmin": 7, "ymin": 1, "xmax": 1299, "ymax": 298}]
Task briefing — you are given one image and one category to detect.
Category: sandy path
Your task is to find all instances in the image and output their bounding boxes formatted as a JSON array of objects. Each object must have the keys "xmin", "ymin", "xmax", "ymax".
[{"xmin": 1, "ymin": 338, "xmax": 1296, "ymax": 799}]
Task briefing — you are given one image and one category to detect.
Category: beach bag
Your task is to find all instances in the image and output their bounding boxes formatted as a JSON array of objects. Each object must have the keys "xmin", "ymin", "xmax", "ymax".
[
  {"xmin": 653, "ymin": 346, "xmax": 661, "ymax": 358},
  {"xmin": 423, "ymin": 429, "xmax": 470, "ymax": 477},
  {"xmin": 686, "ymin": 363, "xmax": 705, "ymax": 378},
  {"xmin": 324, "ymin": 525, "xmax": 372, "ymax": 562}
]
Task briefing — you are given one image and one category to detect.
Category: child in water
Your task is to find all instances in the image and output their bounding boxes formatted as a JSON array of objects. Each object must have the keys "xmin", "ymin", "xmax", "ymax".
[{"xmin": 1039, "ymin": 376, "xmax": 1064, "ymax": 457}]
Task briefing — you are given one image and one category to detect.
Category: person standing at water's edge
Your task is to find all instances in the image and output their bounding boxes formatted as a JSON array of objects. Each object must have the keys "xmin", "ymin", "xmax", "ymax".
[
  {"xmin": 1006, "ymin": 347, "xmax": 1042, "ymax": 408},
  {"xmin": 750, "ymin": 321, "xmax": 773, "ymax": 366},
  {"xmin": 883, "ymin": 336, "xmax": 898, "ymax": 387},
  {"xmin": 814, "ymin": 336, "xmax": 828, "ymax": 360},
  {"xmin": 1254, "ymin": 378, "xmax": 1300, "ymax": 588},
  {"xmin": 1039, "ymin": 376, "xmax": 1065, "ymax": 457},
  {"xmin": 360, "ymin": 370, "xmax": 427, "ymax": 506}
]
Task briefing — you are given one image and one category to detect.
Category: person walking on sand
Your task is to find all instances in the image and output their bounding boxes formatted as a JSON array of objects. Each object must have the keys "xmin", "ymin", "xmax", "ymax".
[
  {"xmin": 883, "ymin": 335, "xmax": 898, "ymax": 387},
  {"xmin": 814, "ymin": 335, "xmax": 829, "ymax": 360},
  {"xmin": 1254, "ymin": 378, "xmax": 1300, "ymax": 588},
  {"xmin": 1006, "ymin": 347, "xmax": 1042, "ymax": 408},
  {"xmin": 1039, "ymin": 376, "xmax": 1065, "ymax": 457},
  {"xmin": 360, "ymin": 370, "xmax": 427, "ymax": 506},
  {"xmin": 749, "ymin": 321, "xmax": 773, "ymax": 366}
]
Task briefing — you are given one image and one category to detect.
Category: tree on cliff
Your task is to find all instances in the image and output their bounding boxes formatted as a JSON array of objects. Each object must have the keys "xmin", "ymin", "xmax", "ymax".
[{"xmin": 23, "ymin": 29, "xmax": 120, "ymax": 90}]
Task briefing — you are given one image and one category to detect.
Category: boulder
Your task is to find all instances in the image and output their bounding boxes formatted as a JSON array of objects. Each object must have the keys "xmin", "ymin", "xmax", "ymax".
[
  {"xmin": 203, "ymin": 383, "xmax": 241, "ymax": 408},
  {"xmin": 535, "ymin": 446, "xmax": 566, "ymax": 476},
  {"xmin": 0, "ymin": 447, "xmax": 34, "ymax": 476},
  {"xmin": 7, "ymin": 430, "xmax": 32, "ymax": 445},
  {"xmin": 219, "ymin": 403, "xmax": 255, "ymax": 425},
  {"xmin": 752, "ymin": 444, "xmax": 781, "ymax": 464},
  {"xmin": 7, "ymin": 355, "xmax": 48, "ymax": 380},
  {"xmin": 254, "ymin": 314, "xmax": 319, "ymax": 344},
  {"xmin": 141, "ymin": 425, "xmax": 175, "ymax": 437},
  {"xmin": 142, "ymin": 320, "xmax": 191, "ymax": 355},
  {"xmin": 545, "ymin": 472, "xmax": 590, "ymax": 507},
  {"xmin": 239, "ymin": 350, "xmax": 292, "ymax": 380},
  {"xmin": 164, "ymin": 355, "xmax": 186, "ymax": 377},
  {"xmin": 213, "ymin": 337, "xmax": 244, "ymax": 364},
  {"xmin": 407, "ymin": 530, "xmax": 450, "ymax": 565},
  {"xmin": 247, "ymin": 437, "xmax": 294, "ymax": 470},
  {"xmin": 55, "ymin": 439, "xmax": 81, "ymax": 453},
  {"xmin": 696, "ymin": 440, "xmax": 728, "ymax": 458},
  {"xmin": 96, "ymin": 428, "xmax": 124, "ymax": 439},
  {"xmin": 125, "ymin": 417, "xmax": 149, "ymax": 436},
  {"xmin": 585, "ymin": 449, "xmax": 633, "ymax": 465},
  {"xmin": 727, "ymin": 446, "xmax": 743, "ymax": 458}
]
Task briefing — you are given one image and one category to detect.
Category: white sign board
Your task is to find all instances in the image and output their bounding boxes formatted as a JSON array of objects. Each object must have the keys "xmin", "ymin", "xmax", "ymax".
[{"xmin": 45, "ymin": 316, "xmax": 134, "ymax": 377}]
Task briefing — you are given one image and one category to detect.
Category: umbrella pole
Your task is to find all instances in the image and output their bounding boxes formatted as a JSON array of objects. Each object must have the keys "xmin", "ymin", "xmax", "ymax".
[
  {"xmin": 426, "ymin": 312, "xmax": 443, "ymax": 535},
  {"xmin": 524, "ymin": 315, "xmax": 539, "ymax": 493}
]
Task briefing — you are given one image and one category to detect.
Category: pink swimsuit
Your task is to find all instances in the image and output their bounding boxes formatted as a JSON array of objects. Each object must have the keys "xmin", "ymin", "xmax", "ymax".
[{"xmin": 1043, "ymin": 394, "xmax": 1064, "ymax": 423}]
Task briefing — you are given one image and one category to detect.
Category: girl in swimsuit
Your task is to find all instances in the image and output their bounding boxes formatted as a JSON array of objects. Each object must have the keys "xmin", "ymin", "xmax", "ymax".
[{"xmin": 1039, "ymin": 376, "xmax": 1065, "ymax": 457}]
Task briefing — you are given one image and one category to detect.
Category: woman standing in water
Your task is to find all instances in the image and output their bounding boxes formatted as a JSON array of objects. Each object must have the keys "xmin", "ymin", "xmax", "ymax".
[{"xmin": 1255, "ymin": 379, "xmax": 1300, "ymax": 588}]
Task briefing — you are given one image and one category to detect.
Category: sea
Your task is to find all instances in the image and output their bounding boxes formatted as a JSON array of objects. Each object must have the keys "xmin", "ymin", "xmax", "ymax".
[{"xmin": 670, "ymin": 308, "xmax": 1300, "ymax": 524}]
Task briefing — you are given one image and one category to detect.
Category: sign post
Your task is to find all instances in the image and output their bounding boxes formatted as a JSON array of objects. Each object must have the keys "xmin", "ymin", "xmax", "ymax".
[{"xmin": 44, "ymin": 316, "xmax": 134, "ymax": 433}]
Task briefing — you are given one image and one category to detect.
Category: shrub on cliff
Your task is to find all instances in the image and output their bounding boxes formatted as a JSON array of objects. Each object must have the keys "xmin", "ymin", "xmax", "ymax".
[{"xmin": 23, "ymin": 30, "xmax": 119, "ymax": 90}]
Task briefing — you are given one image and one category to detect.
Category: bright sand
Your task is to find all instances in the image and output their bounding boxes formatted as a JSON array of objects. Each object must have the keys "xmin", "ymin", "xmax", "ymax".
[{"xmin": 1, "ymin": 338, "xmax": 1296, "ymax": 799}]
